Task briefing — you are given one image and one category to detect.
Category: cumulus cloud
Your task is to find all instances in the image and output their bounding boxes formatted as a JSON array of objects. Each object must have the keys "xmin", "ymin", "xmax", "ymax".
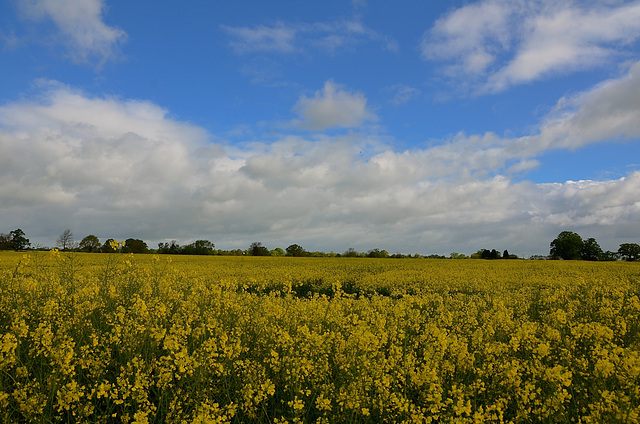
[
  {"xmin": 292, "ymin": 80, "xmax": 377, "ymax": 130},
  {"xmin": 19, "ymin": 0, "xmax": 127, "ymax": 65},
  {"xmin": 421, "ymin": 0, "xmax": 640, "ymax": 93},
  {"xmin": 1, "ymin": 75, "xmax": 640, "ymax": 256}
]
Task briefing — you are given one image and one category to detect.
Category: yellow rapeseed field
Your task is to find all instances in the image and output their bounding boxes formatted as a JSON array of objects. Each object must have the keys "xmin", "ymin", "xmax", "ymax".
[{"xmin": 0, "ymin": 250, "xmax": 639, "ymax": 423}]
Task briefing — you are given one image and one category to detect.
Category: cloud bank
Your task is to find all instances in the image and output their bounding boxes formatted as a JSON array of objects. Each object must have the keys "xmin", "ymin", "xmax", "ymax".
[{"xmin": 1, "ymin": 68, "xmax": 640, "ymax": 255}]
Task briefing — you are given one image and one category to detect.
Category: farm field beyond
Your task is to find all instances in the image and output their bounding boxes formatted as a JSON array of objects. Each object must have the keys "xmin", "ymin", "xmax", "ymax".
[{"xmin": 1, "ymin": 252, "xmax": 639, "ymax": 423}]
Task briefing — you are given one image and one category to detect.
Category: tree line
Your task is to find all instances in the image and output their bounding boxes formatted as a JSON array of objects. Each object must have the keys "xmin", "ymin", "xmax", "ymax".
[
  {"xmin": 2, "ymin": 228, "xmax": 639, "ymax": 261},
  {"xmin": 549, "ymin": 231, "xmax": 640, "ymax": 261}
]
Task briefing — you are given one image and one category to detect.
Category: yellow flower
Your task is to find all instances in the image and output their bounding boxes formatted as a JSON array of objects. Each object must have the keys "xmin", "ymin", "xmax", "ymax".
[
  {"xmin": 288, "ymin": 396, "xmax": 305, "ymax": 412},
  {"xmin": 132, "ymin": 411, "xmax": 149, "ymax": 424}
]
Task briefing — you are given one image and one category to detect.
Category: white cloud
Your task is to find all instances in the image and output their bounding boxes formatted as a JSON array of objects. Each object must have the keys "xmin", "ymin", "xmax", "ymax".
[
  {"xmin": 510, "ymin": 60, "xmax": 640, "ymax": 155},
  {"xmin": 19, "ymin": 0, "xmax": 127, "ymax": 65},
  {"xmin": 388, "ymin": 84, "xmax": 421, "ymax": 106},
  {"xmin": 1, "ymin": 77, "xmax": 640, "ymax": 256},
  {"xmin": 221, "ymin": 22, "xmax": 296, "ymax": 54},
  {"xmin": 421, "ymin": 0, "xmax": 513, "ymax": 75},
  {"xmin": 292, "ymin": 80, "xmax": 377, "ymax": 130},
  {"xmin": 422, "ymin": 0, "xmax": 640, "ymax": 93},
  {"xmin": 222, "ymin": 18, "xmax": 396, "ymax": 56}
]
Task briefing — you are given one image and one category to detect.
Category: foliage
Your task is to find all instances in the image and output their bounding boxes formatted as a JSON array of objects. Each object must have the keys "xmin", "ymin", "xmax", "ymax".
[
  {"xmin": 0, "ymin": 233, "xmax": 11, "ymax": 250},
  {"xmin": 601, "ymin": 251, "xmax": 620, "ymax": 261},
  {"xmin": 286, "ymin": 244, "xmax": 306, "ymax": 257},
  {"xmin": 79, "ymin": 235, "xmax": 100, "ymax": 253},
  {"xmin": 550, "ymin": 231, "xmax": 583, "ymax": 260},
  {"xmin": 481, "ymin": 249, "xmax": 501, "ymax": 259},
  {"xmin": 618, "ymin": 243, "xmax": 640, "ymax": 261},
  {"xmin": 9, "ymin": 229, "xmax": 30, "ymax": 250},
  {"xmin": 183, "ymin": 240, "xmax": 215, "ymax": 255},
  {"xmin": 101, "ymin": 238, "xmax": 119, "ymax": 253},
  {"xmin": 1, "ymin": 253, "xmax": 639, "ymax": 423},
  {"xmin": 582, "ymin": 238, "xmax": 604, "ymax": 261},
  {"xmin": 250, "ymin": 242, "xmax": 270, "ymax": 256},
  {"xmin": 343, "ymin": 248, "xmax": 360, "ymax": 257},
  {"xmin": 367, "ymin": 248, "xmax": 389, "ymax": 258},
  {"xmin": 122, "ymin": 238, "xmax": 148, "ymax": 254},
  {"xmin": 157, "ymin": 240, "xmax": 181, "ymax": 255}
]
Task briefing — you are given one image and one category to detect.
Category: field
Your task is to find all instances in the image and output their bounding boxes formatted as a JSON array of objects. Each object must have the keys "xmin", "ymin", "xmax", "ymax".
[{"xmin": 1, "ymin": 251, "xmax": 639, "ymax": 423}]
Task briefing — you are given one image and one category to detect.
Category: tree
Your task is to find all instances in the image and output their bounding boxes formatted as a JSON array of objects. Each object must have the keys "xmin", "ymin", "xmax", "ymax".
[
  {"xmin": 194, "ymin": 240, "xmax": 214, "ymax": 255},
  {"xmin": 471, "ymin": 250, "xmax": 484, "ymax": 259},
  {"xmin": 480, "ymin": 249, "xmax": 500, "ymax": 259},
  {"xmin": 10, "ymin": 229, "xmax": 30, "ymax": 250},
  {"xmin": 124, "ymin": 238, "xmax": 148, "ymax": 254},
  {"xmin": 286, "ymin": 244, "xmax": 306, "ymax": 257},
  {"xmin": 343, "ymin": 248, "xmax": 359, "ymax": 257},
  {"xmin": 581, "ymin": 238, "xmax": 603, "ymax": 261},
  {"xmin": 250, "ymin": 242, "xmax": 269, "ymax": 256},
  {"xmin": 550, "ymin": 231, "xmax": 583, "ymax": 260},
  {"xmin": 0, "ymin": 233, "xmax": 11, "ymax": 250},
  {"xmin": 182, "ymin": 240, "xmax": 215, "ymax": 255},
  {"xmin": 56, "ymin": 229, "xmax": 74, "ymax": 251},
  {"xmin": 101, "ymin": 238, "xmax": 117, "ymax": 253},
  {"xmin": 156, "ymin": 241, "xmax": 180, "ymax": 254},
  {"xmin": 618, "ymin": 243, "xmax": 640, "ymax": 261},
  {"xmin": 367, "ymin": 248, "xmax": 389, "ymax": 258},
  {"xmin": 601, "ymin": 251, "xmax": 619, "ymax": 261},
  {"xmin": 79, "ymin": 235, "xmax": 100, "ymax": 252}
]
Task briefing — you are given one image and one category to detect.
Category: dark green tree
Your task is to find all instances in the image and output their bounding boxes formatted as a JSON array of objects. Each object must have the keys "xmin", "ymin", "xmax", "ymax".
[
  {"xmin": 101, "ymin": 238, "xmax": 117, "ymax": 253},
  {"xmin": 550, "ymin": 231, "xmax": 583, "ymax": 260},
  {"xmin": 0, "ymin": 233, "xmax": 11, "ymax": 250},
  {"xmin": 157, "ymin": 240, "xmax": 180, "ymax": 254},
  {"xmin": 10, "ymin": 229, "xmax": 30, "ymax": 250},
  {"xmin": 343, "ymin": 248, "xmax": 359, "ymax": 257},
  {"xmin": 194, "ymin": 240, "xmax": 214, "ymax": 255},
  {"xmin": 250, "ymin": 242, "xmax": 269, "ymax": 256},
  {"xmin": 480, "ymin": 249, "xmax": 500, "ymax": 259},
  {"xmin": 581, "ymin": 238, "xmax": 603, "ymax": 261},
  {"xmin": 367, "ymin": 248, "xmax": 389, "ymax": 258},
  {"xmin": 618, "ymin": 243, "xmax": 640, "ymax": 261},
  {"xmin": 79, "ymin": 235, "xmax": 100, "ymax": 252},
  {"xmin": 601, "ymin": 251, "xmax": 619, "ymax": 261},
  {"xmin": 286, "ymin": 244, "xmax": 306, "ymax": 257},
  {"xmin": 124, "ymin": 238, "xmax": 148, "ymax": 254},
  {"xmin": 182, "ymin": 240, "xmax": 215, "ymax": 255}
]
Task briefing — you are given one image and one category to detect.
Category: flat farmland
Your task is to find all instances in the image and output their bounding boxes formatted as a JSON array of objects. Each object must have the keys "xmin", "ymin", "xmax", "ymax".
[{"xmin": 1, "ymin": 252, "xmax": 639, "ymax": 423}]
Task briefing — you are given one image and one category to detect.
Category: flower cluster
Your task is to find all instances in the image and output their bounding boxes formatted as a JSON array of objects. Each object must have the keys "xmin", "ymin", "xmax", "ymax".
[{"xmin": 0, "ymin": 252, "xmax": 638, "ymax": 423}]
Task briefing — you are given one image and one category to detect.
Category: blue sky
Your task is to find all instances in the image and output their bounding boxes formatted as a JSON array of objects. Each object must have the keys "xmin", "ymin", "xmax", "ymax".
[{"xmin": 1, "ymin": 0, "xmax": 640, "ymax": 256}]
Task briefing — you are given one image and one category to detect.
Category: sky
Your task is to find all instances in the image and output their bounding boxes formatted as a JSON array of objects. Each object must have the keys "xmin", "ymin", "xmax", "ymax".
[{"xmin": 1, "ymin": 0, "xmax": 640, "ymax": 257}]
